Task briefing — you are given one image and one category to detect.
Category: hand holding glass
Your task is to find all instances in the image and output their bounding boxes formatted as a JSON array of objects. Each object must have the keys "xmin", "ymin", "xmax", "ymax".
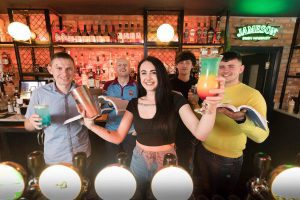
[
  {"xmin": 194, "ymin": 55, "xmax": 223, "ymax": 114},
  {"xmin": 34, "ymin": 105, "xmax": 51, "ymax": 128}
]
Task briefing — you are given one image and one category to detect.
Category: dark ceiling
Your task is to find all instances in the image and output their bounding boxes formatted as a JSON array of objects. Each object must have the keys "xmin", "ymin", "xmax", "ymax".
[{"xmin": 1, "ymin": 0, "xmax": 300, "ymax": 16}]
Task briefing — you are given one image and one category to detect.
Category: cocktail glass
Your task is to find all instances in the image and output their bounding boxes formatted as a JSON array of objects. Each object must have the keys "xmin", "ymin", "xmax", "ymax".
[
  {"xmin": 34, "ymin": 104, "xmax": 51, "ymax": 128},
  {"xmin": 194, "ymin": 55, "xmax": 223, "ymax": 114}
]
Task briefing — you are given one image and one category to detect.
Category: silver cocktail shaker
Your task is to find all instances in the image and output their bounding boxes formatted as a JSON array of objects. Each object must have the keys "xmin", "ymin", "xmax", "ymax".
[{"xmin": 70, "ymin": 85, "xmax": 99, "ymax": 118}]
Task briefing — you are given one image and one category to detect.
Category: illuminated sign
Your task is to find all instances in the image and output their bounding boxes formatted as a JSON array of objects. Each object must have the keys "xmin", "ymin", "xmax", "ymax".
[{"xmin": 235, "ymin": 24, "xmax": 280, "ymax": 41}]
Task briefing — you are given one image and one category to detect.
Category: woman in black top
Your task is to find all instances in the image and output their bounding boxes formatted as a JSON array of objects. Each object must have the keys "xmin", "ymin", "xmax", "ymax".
[{"xmin": 81, "ymin": 56, "xmax": 224, "ymax": 199}]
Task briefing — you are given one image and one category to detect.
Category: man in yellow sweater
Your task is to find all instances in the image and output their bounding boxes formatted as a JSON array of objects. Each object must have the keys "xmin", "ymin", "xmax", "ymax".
[{"xmin": 193, "ymin": 51, "xmax": 269, "ymax": 199}]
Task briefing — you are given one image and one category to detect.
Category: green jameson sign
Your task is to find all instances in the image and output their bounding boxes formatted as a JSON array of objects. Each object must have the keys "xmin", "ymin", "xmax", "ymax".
[{"xmin": 235, "ymin": 24, "xmax": 280, "ymax": 41}]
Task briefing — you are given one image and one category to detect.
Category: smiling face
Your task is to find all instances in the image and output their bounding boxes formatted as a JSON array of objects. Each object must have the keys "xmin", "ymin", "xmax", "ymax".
[
  {"xmin": 48, "ymin": 58, "xmax": 75, "ymax": 90},
  {"xmin": 115, "ymin": 58, "xmax": 130, "ymax": 78},
  {"xmin": 219, "ymin": 58, "xmax": 244, "ymax": 87},
  {"xmin": 139, "ymin": 61, "xmax": 158, "ymax": 92}
]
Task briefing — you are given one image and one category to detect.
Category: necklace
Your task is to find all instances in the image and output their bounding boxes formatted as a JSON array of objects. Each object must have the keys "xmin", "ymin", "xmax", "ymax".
[{"xmin": 138, "ymin": 102, "xmax": 156, "ymax": 106}]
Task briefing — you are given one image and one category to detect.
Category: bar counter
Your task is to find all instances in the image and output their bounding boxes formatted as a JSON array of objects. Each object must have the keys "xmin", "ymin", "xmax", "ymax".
[{"xmin": 0, "ymin": 113, "xmax": 108, "ymax": 168}]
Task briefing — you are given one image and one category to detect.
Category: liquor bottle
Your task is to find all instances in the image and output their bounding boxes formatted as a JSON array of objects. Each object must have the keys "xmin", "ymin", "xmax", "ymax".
[
  {"xmin": 103, "ymin": 24, "xmax": 110, "ymax": 42},
  {"xmin": 88, "ymin": 69, "xmax": 95, "ymax": 88},
  {"xmin": 13, "ymin": 87, "xmax": 20, "ymax": 99},
  {"xmin": 135, "ymin": 23, "xmax": 143, "ymax": 43},
  {"xmin": 101, "ymin": 55, "xmax": 108, "ymax": 81},
  {"xmin": 96, "ymin": 24, "xmax": 104, "ymax": 43},
  {"xmin": 123, "ymin": 23, "xmax": 130, "ymax": 43},
  {"xmin": 67, "ymin": 27, "xmax": 75, "ymax": 43},
  {"xmin": 82, "ymin": 24, "xmax": 90, "ymax": 43},
  {"xmin": 95, "ymin": 56, "xmax": 102, "ymax": 88},
  {"xmin": 75, "ymin": 25, "xmax": 82, "ymax": 43},
  {"xmin": 201, "ymin": 21, "xmax": 208, "ymax": 44},
  {"xmin": 183, "ymin": 23, "xmax": 189, "ymax": 43},
  {"xmin": 89, "ymin": 25, "xmax": 96, "ymax": 43},
  {"xmin": 60, "ymin": 26, "xmax": 68, "ymax": 43},
  {"xmin": 110, "ymin": 24, "xmax": 118, "ymax": 43},
  {"xmin": 129, "ymin": 23, "xmax": 136, "ymax": 43},
  {"xmin": 117, "ymin": 23, "xmax": 124, "ymax": 43},
  {"xmin": 189, "ymin": 23, "xmax": 196, "ymax": 43},
  {"xmin": 214, "ymin": 17, "xmax": 222, "ymax": 44},
  {"xmin": 196, "ymin": 22, "xmax": 202, "ymax": 44},
  {"xmin": 207, "ymin": 19, "xmax": 214, "ymax": 44}
]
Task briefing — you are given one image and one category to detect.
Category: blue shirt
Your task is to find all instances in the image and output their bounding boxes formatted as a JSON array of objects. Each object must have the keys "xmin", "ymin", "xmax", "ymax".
[
  {"xmin": 103, "ymin": 78, "xmax": 137, "ymax": 133},
  {"xmin": 25, "ymin": 82, "xmax": 91, "ymax": 164}
]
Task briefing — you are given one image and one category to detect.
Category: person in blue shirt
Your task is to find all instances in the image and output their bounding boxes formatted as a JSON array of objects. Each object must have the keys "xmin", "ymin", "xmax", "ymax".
[
  {"xmin": 102, "ymin": 57, "xmax": 138, "ymax": 165},
  {"xmin": 25, "ymin": 52, "xmax": 91, "ymax": 165}
]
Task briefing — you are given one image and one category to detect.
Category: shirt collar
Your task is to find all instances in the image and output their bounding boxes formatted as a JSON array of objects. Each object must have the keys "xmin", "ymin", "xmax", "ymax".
[
  {"xmin": 111, "ymin": 77, "xmax": 135, "ymax": 86},
  {"xmin": 52, "ymin": 81, "xmax": 76, "ymax": 94}
]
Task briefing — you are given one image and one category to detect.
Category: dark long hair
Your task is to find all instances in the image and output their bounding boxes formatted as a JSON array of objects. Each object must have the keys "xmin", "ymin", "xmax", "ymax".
[{"xmin": 137, "ymin": 56, "xmax": 175, "ymax": 140}]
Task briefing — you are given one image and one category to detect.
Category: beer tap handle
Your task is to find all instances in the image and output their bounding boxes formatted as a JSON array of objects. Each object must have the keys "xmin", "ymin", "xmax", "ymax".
[
  {"xmin": 73, "ymin": 152, "xmax": 87, "ymax": 177},
  {"xmin": 253, "ymin": 152, "xmax": 271, "ymax": 179},
  {"xmin": 116, "ymin": 152, "xmax": 128, "ymax": 166},
  {"xmin": 163, "ymin": 153, "xmax": 177, "ymax": 166},
  {"xmin": 27, "ymin": 151, "xmax": 45, "ymax": 178}
]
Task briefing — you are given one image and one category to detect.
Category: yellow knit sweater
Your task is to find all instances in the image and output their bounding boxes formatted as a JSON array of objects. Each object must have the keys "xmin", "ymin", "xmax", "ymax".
[{"xmin": 203, "ymin": 83, "xmax": 270, "ymax": 158}]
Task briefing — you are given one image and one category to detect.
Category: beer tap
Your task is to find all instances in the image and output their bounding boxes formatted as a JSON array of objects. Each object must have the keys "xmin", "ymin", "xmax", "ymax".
[
  {"xmin": 246, "ymin": 152, "xmax": 273, "ymax": 200},
  {"xmin": 116, "ymin": 151, "xmax": 129, "ymax": 166},
  {"xmin": 27, "ymin": 151, "xmax": 45, "ymax": 191},
  {"xmin": 73, "ymin": 152, "xmax": 89, "ymax": 196}
]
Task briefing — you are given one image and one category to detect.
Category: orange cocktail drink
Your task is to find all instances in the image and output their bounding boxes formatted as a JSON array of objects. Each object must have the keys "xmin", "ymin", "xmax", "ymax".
[{"xmin": 197, "ymin": 55, "xmax": 223, "ymax": 100}]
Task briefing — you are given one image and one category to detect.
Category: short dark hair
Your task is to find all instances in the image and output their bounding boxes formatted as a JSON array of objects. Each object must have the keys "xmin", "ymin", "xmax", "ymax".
[
  {"xmin": 175, "ymin": 51, "xmax": 196, "ymax": 66},
  {"xmin": 221, "ymin": 51, "xmax": 242, "ymax": 62},
  {"xmin": 50, "ymin": 52, "xmax": 74, "ymax": 65}
]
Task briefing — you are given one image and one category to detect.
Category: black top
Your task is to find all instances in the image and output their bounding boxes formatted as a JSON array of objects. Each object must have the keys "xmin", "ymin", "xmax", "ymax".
[
  {"xmin": 170, "ymin": 76, "xmax": 197, "ymax": 99},
  {"xmin": 126, "ymin": 92, "xmax": 187, "ymax": 146},
  {"xmin": 170, "ymin": 76, "xmax": 198, "ymax": 146}
]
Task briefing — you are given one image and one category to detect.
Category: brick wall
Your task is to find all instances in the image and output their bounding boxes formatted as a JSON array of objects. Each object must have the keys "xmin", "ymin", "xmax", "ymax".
[{"xmin": 229, "ymin": 17, "xmax": 299, "ymax": 108}]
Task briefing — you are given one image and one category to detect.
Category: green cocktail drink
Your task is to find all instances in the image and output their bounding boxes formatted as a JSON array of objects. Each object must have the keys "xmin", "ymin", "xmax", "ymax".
[{"xmin": 34, "ymin": 104, "xmax": 51, "ymax": 128}]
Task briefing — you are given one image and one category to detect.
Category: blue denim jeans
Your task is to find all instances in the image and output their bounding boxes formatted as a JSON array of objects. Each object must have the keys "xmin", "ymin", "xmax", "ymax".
[
  {"xmin": 193, "ymin": 143, "xmax": 243, "ymax": 199},
  {"xmin": 130, "ymin": 145, "xmax": 177, "ymax": 199}
]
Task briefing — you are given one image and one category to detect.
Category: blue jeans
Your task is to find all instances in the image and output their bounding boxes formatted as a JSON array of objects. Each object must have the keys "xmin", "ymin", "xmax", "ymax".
[
  {"xmin": 193, "ymin": 143, "xmax": 243, "ymax": 199},
  {"xmin": 130, "ymin": 145, "xmax": 177, "ymax": 199}
]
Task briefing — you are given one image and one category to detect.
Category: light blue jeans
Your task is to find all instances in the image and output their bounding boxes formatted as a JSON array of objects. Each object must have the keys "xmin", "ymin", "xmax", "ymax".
[{"xmin": 130, "ymin": 145, "xmax": 177, "ymax": 199}]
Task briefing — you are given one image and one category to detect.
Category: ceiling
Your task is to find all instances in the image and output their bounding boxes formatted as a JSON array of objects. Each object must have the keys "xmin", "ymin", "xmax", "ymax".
[{"xmin": 1, "ymin": 0, "xmax": 300, "ymax": 17}]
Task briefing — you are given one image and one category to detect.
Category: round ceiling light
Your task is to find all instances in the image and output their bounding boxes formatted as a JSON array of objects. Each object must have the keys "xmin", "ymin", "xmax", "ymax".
[
  {"xmin": 157, "ymin": 23, "xmax": 175, "ymax": 43},
  {"xmin": 7, "ymin": 22, "xmax": 31, "ymax": 41}
]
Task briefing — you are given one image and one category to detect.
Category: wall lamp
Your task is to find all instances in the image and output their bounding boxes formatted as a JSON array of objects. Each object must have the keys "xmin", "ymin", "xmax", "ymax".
[
  {"xmin": 7, "ymin": 21, "xmax": 35, "ymax": 43},
  {"xmin": 157, "ymin": 23, "xmax": 175, "ymax": 43}
]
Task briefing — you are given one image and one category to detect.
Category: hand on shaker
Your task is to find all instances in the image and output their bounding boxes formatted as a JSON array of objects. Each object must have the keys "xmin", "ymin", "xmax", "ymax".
[
  {"xmin": 205, "ymin": 76, "xmax": 225, "ymax": 111},
  {"xmin": 76, "ymin": 104, "xmax": 95, "ymax": 130},
  {"xmin": 29, "ymin": 114, "xmax": 42, "ymax": 130}
]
